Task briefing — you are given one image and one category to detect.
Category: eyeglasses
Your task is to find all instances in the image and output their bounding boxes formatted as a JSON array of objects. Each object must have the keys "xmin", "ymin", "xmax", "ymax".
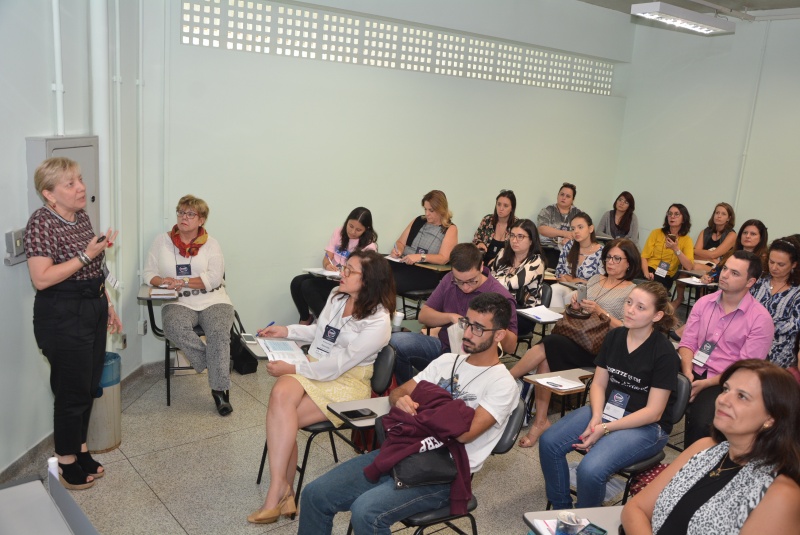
[
  {"xmin": 509, "ymin": 233, "xmax": 529, "ymax": 242},
  {"xmin": 176, "ymin": 210, "xmax": 198, "ymax": 219},
  {"xmin": 606, "ymin": 255, "xmax": 627, "ymax": 264},
  {"xmin": 616, "ymin": 198, "xmax": 629, "ymax": 205},
  {"xmin": 339, "ymin": 265, "xmax": 362, "ymax": 277},
  {"xmin": 451, "ymin": 275, "xmax": 481, "ymax": 288},
  {"xmin": 457, "ymin": 317, "xmax": 501, "ymax": 337},
  {"xmin": 667, "ymin": 211, "xmax": 681, "ymax": 217}
]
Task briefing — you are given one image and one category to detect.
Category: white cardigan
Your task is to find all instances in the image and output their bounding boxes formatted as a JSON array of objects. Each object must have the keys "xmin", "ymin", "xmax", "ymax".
[{"xmin": 142, "ymin": 232, "xmax": 232, "ymax": 311}]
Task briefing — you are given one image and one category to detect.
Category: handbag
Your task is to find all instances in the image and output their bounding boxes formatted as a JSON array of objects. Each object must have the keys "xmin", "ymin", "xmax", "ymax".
[
  {"xmin": 551, "ymin": 309, "xmax": 610, "ymax": 355},
  {"xmin": 230, "ymin": 320, "xmax": 257, "ymax": 375},
  {"xmin": 392, "ymin": 446, "xmax": 458, "ymax": 489}
]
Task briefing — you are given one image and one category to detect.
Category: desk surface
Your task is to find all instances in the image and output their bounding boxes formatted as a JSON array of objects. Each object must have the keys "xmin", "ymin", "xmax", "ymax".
[
  {"xmin": 417, "ymin": 262, "xmax": 451, "ymax": 272},
  {"xmin": 522, "ymin": 367, "xmax": 595, "ymax": 395},
  {"xmin": 524, "ymin": 505, "xmax": 623, "ymax": 533},
  {"xmin": 137, "ymin": 283, "xmax": 178, "ymax": 302},
  {"xmin": 328, "ymin": 397, "xmax": 391, "ymax": 429}
]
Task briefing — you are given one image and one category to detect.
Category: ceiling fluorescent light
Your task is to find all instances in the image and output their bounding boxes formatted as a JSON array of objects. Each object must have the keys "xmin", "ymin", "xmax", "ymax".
[{"xmin": 631, "ymin": 2, "xmax": 735, "ymax": 35}]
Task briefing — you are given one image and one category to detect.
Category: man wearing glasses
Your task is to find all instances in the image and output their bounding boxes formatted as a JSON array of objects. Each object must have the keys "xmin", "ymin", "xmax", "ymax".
[
  {"xmin": 297, "ymin": 293, "xmax": 519, "ymax": 535},
  {"xmin": 391, "ymin": 243, "xmax": 518, "ymax": 383}
]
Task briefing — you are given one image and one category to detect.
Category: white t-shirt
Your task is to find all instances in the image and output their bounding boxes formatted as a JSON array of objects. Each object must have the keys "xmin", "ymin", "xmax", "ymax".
[{"xmin": 414, "ymin": 353, "xmax": 519, "ymax": 473}]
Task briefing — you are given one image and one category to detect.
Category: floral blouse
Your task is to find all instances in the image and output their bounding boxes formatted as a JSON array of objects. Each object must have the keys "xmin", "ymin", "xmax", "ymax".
[
  {"xmin": 472, "ymin": 214, "xmax": 518, "ymax": 249},
  {"xmin": 491, "ymin": 249, "xmax": 545, "ymax": 307},
  {"xmin": 750, "ymin": 276, "xmax": 800, "ymax": 368},
  {"xmin": 556, "ymin": 240, "xmax": 604, "ymax": 280}
]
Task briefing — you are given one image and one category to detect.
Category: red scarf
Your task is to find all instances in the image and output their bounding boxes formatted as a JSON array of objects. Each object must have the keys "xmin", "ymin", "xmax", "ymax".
[{"xmin": 169, "ymin": 225, "xmax": 208, "ymax": 257}]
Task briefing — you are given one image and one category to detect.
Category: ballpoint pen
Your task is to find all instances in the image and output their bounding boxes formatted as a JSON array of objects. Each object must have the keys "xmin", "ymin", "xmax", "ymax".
[{"xmin": 257, "ymin": 321, "xmax": 275, "ymax": 336}]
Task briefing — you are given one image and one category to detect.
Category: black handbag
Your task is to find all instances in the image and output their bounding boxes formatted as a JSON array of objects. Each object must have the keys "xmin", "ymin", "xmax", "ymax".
[
  {"xmin": 230, "ymin": 318, "xmax": 257, "ymax": 375},
  {"xmin": 392, "ymin": 446, "xmax": 457, "ymax": 489}
]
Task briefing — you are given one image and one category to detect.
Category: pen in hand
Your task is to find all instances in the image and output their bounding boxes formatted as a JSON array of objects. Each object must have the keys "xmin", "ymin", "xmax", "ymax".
[{"xmin": 257, "ymin": 321, "xmax": 275, "ymax": 337}]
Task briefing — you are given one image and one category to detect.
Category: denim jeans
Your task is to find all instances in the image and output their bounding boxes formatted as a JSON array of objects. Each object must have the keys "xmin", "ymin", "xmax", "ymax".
[
  {"xmin": 390, "ymin": 332, "xmax": 443, "ymax": 384},
  {"xmin": 539, "ymin": 405, "xmax": 668, "ymax": 509},
  {"xmin": 298, "ymin": 450, "xmax": 451, "ymax": 535}
]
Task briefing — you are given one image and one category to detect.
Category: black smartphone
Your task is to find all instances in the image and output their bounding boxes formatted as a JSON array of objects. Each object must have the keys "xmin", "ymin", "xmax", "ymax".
[
  {"xmin": 341, "ymin": 408, "xmax": 377, "ymax": 420},
  {"xmin": 578, "ymin": 523, "xmax": 608, "ymax": 535}
]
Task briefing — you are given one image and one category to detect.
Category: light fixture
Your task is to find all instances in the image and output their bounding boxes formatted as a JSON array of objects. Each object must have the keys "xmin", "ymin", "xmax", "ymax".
[{"xmin": 631, "ymin": 2, "xmax": 735, "ymax": 35}]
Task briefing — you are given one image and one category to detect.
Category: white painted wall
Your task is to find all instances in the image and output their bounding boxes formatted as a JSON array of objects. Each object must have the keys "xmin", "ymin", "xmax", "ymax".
[{"xmin": 616, "ymin": 16, "xmax": 800, "ymax": 242}]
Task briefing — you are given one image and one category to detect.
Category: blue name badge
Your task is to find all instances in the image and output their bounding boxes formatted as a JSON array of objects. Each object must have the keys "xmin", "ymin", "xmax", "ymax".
[
  {"xmin": 316, "ymin": 324, "xmax": 341, "ymax": 354},
  {"xmin": 176, "ymin": 264, "xmax": 192, "ymax": 277},
  {"xmin": 602, "ymin": 390, "xmax": 630, "ymax": 422}
]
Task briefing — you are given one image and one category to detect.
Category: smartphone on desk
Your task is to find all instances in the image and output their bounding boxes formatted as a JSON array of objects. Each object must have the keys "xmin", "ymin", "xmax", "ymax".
[
  {"xmin": 241, "ymin": 333, "xmax": 257, "ymax": 345},
  {"xmin": 577, "ymin": 523, "xmax": 607, "ymax": 535},
  {"xmin": 341, "ymin": 408, "xmax": 377, "ymax": 420}
]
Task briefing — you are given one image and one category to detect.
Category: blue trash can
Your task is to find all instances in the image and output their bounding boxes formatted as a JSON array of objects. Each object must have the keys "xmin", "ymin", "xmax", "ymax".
[{"xmin": 87, "ymin": 352, "xmax": 122, "ymax": 453}]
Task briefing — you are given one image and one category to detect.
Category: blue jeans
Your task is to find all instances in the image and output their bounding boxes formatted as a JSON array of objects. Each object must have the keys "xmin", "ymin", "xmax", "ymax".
[
  {"xmin": 298, "ymin": 450, "xmax": 451, "ymax": 535},
  {"xmin": 390, "ymin": 332, "xmax": 443, "ymax": 384},
  {"xmin": 539, "ymin": 405, "xmax": 668, "ymax": 509}
]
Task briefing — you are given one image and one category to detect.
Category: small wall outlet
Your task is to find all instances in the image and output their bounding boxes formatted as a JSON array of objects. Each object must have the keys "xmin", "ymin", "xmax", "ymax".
[
  {"xmin": 137, "ymin": 320, "xmax": 148, "ymax": 336},
  {"xmin": 117, "ymin": 334, "xmax": 127, "ymax": 350}
]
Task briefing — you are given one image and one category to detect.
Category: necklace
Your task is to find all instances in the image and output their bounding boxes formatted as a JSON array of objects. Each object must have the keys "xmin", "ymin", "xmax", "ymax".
[
  {"xmin": 709, "ymin": 453, "xmax": 742, "ymax": 478},
  {"xmin": 769, "ymin": 280, "xmax": 789, "ymax": 294}
]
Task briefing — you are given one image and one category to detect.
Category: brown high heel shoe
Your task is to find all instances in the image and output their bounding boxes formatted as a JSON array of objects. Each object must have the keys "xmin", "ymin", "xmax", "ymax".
[{"xmin": 247, "ymin": 485, "xmax": 296, "ymax": 524}]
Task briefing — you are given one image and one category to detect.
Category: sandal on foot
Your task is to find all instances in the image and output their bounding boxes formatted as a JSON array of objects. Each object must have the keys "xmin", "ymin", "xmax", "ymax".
[
  {"xmin": 518, "ymin": 421, "xmax": 551, "ymax": 448},
  {"xmin": 77, "ymin": 451, "xmax": 104, "ymax": 478},
  {"xmin": 58, "ymin": 461, "xmax": 96, "ymax": 490}
]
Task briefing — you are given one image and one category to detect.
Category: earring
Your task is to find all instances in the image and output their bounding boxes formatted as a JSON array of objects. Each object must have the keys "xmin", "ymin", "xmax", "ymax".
[{"xmin": 763, "ymin": 422, "xmax": 772, "ymax": 429}]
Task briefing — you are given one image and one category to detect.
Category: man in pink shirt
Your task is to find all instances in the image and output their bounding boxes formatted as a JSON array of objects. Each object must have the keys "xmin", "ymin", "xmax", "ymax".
[{"xmin": 678, "ymin": 251, "xmax": 774, "ymax": 446}]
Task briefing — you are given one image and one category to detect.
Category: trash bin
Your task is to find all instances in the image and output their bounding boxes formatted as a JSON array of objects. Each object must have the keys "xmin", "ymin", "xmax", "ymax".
[{"xmin": 87, "ymin": 352, "xmax": 122, "ymax": 453}]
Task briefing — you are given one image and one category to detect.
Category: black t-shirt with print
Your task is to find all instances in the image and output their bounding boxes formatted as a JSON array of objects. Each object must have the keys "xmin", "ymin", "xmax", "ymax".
[{"xmin": 594, "ymin": 327, "xmax": 680, "ymax": 433}]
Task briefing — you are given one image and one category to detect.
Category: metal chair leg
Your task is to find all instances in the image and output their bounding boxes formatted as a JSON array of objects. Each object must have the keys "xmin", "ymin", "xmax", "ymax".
[
  {"xmin": 256, "ymin": 441, "xmax": 268, "ymax": 484},
  {"xmin": 329, "ymin": 431, "xmax": 338, "ymax": 463}
]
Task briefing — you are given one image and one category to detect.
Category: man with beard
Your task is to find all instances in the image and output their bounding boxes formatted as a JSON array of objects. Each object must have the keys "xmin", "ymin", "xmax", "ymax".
[{"xmin": 297, "ymin": 292, "xmax": 518, "ymax": 535}]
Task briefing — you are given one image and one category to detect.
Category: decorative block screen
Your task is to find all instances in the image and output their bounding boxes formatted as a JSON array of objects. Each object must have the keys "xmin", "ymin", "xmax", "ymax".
[{"xmin": 181, "ymin": 0, "xmax": 614, "ymax": 95}]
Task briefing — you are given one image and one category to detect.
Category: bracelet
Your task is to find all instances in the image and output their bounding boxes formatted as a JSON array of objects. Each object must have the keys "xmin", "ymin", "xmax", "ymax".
[
  {"xmin": 601, "ymin": 423, "xmax": 610, "ymax": 436},
  {"xmin": 77, "ymin": 251, "xmax": 91, "ymax": 266}
]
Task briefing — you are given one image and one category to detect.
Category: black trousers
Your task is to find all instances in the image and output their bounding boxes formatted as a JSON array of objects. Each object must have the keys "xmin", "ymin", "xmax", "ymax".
[
  {"xmin": 33, "ymin": 281, "xmax": 108, "ymax": 455},
  {"xmin": 684, "ymin": 371, "xmax": 722, "ymax": 448},
  {"xmin": 648, "ymin": 266, "xmax": 675, "ymax": 292},
  {"xmin": 390, "ymin": 262, "xmax": 444, "ymax": 295},
  {"xmin": 290, "ymin": 274, "xmax": 337, "ymax": 321}
]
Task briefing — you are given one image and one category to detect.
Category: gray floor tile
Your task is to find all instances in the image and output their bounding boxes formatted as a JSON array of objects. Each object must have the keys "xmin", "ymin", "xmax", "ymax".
[
  {"xmin": 119, "ymin": 374, "xmax": 266, "ymax": 458},
  {"xmin": 70, "ymin": 458, "xmax": 187, "ymax": 535}
]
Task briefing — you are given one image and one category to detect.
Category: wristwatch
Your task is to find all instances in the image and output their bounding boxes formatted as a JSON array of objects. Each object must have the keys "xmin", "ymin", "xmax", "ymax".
[
  {"xmin": 182, "ymin": 277, "xmax": 190, "ymax": 287},
  {"xmin": 420, "ymin": 253, "xmax": 427, "ymax": 263}
]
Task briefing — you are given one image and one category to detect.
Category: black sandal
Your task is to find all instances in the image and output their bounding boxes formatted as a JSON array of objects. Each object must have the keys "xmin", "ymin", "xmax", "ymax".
[
  {"xmin": 77, "ymin": 451, "xmax": 104, "ymax": 479},
  {"xmin": 212, "ymin": 390, "xmax": 233, "ymax": 416},
  {"xmin": 58, "ymin": 461, "xmax": 96, "ymax": 490}
]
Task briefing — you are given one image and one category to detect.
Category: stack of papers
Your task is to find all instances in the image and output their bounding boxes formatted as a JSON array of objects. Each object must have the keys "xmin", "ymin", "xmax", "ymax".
[
  {"xmin": 150, "ymin": 288, "xmax": 178, "ymax": 299},
  {"xmin": 518, "ymin": 306, "xmax": 563, "ymax": 323},
  {"xmin": 534, "ymin": 376, "xmax": 585, "ymax": 391}
]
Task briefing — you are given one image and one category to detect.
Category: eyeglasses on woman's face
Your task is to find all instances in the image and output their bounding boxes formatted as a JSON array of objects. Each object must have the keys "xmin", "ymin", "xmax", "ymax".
[
  {"xmin": 339, "ymin": 265, "xmax": 362, "ymax": 278},
  {"xmin": 606, "ymin": 255, "xmax": 627, "ymax": 264},
  {"xmin": 457, "ymin": 317, "xmax": 501, "ymax": 337},
  {"xmin": 509, "ymin": 232, "xmax": 529, "ymax": 242},
  {"xmin": 176, "ymin": 210, "xmax": 198, "ymax": 219}
]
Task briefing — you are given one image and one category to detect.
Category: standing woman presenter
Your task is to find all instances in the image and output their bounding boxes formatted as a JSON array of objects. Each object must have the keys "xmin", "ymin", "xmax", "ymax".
[{"xmin": 25, "ymin": 157, "xmax": 122, "ymax": 490}]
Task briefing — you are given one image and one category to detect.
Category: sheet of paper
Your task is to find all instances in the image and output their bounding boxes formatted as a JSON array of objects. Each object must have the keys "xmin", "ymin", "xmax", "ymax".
[
  {"xmin": 303, "ymin": 268, "xmax": 341, "ymax": 279},
  {"xmin": 535, "ymin": 376, "xmax": 585, "ymax": 390},
  {"xmin": 384, "ymin": 255, "xmax": 403, "ymax": 263},
  {"xmin": 518, "ymin": 305, "xmax": 563, "ymax": 323},
  {"xmin": 257, "ymin": 338, "xmax": 308, "ymax": 365},
  {"xmin": 447, "ymin": 322, "xmax": 465, "ymax": 354},
  {"xmin": 149, "ymin": 288, "xmax": 178, "ymax": 299}
]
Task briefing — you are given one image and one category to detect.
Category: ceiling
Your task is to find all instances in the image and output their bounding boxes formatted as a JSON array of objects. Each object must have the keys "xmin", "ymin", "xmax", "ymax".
[{"xmin": 578, "ymin": 0, "xmax": 800, "ymax": 15}]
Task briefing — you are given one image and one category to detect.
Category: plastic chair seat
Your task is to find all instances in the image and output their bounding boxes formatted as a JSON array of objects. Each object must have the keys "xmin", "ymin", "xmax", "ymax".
[{"xmin": 402, "ymin": 496, "xmax": 477, "ymax": 526}]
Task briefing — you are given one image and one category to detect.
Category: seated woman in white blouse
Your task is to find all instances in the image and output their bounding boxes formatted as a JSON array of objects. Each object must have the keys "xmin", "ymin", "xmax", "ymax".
[{"xmin": 248, "ymin": 250, "xmax": 395, "ymax": 525}]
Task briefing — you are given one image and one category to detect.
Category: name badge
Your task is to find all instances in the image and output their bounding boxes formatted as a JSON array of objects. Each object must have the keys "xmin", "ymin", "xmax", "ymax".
[
  {"xmin": 336, "ymin": 248, "xmax": 351, "ymax": 260},
  {"xmin": 603, "ymin": 389, "xmax": 630, "ymax": 422},
  {"xmin": 102, "ymin": 263, "xmax": 120, "ymax": 290},
  {"xmin": 654, "ymin": 261, "xmax": 670, "ymax": 278},
  {"xmin": 176, "ymin": 264, "xmax": 192, "ymax": 277},
  {"xmin": 692, "ymin": 340, "xmax": 716, "ymax": 367},
  {"xmin": 316, "ymin": 324, "xmax": 341, "ymax": 354},
  {"xmin": 416, "ymin": 247, "xmax": 428, "ymax": 254}
]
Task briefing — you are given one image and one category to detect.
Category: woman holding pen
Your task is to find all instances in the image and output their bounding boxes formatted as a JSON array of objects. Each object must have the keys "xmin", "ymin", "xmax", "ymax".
[
  {"xmin": 250, "ymin": 250, "xmax": 394, "ymax": 524},
  {"xmin": 289, "ymin": 207, "xmax": 378, "ymax": 325},
  {"xmin": 389, "ymin": 190, "xmax": 458, "ymax": 294}
]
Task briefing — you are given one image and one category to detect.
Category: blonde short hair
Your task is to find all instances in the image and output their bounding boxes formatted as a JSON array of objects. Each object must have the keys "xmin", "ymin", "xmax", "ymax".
[
  {"xmin": 34, "ymin": 157, "xmax": 80, "ymax": 202},
  {"xmin": 176, "ymin": 195, "xmax": 210, "ymax": 220}
]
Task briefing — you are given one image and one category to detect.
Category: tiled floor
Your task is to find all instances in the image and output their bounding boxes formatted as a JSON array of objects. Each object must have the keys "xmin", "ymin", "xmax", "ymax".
[{"xmin": 10, "ymin": 303, "xmax": 690, "ymax": 534}]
